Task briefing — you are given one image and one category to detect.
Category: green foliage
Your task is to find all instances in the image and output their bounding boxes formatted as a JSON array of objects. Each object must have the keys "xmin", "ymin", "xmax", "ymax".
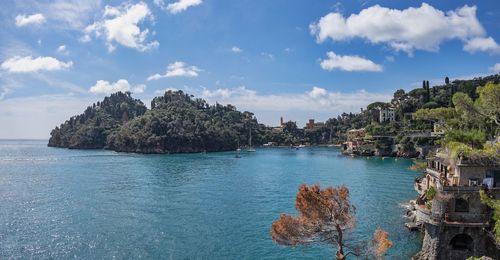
[
  {"xmin": 446, "ymin": 141, "xmax": 500, "ymax": 165},
  {"xmin": 107, "ymin": 90, "xmax": 258, "ymax": 153},
  {"xmin": 444, "ymin": 129, "xmax": 487, "ymax": 149},
  {"xmin": 425, "ymin": 186, "xmax": 436, "ymax": 201},
  {"xmin": 480, "ymin": 189, "xmax": 500, "ymax": 245},
  {"xmin": 421, "ymin": 101, "xmax": 439, "ymax": 109},
  {"xmin": 398, "ymin": 136, "xmax": 416, "ymax": 154},
  {"xmin": 48, "ymin": 92, "xmax": 147, "ymax": 149},
  {"xmin": 475, "ymin": 82, "xmax": 500, "ymax": 127},
  {"xmin": 365, "ymin": 122, "xmax": 399, "ymax": 136},
  {"xmin": 425, "ymin": 201, "xmax": 432, "ymax": 210},
  {"xmin": 412, "ymin": 107, "xmax": 456, "ymax": 123}
]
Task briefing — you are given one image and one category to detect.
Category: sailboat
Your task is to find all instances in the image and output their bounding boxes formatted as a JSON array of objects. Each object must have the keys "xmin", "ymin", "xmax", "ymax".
[
  {"xmin": 235, "ymin": 140, "xmax": 242, "ymax": 158},
  {"xmin": 247, "ymin": 127, "xmax": 256, "ymax": 152}
]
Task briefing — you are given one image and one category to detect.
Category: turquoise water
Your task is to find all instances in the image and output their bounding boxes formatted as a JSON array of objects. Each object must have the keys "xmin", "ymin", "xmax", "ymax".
[{"xmin": 0, "ymin": 140, "xmax": 421, "ymax": 259}]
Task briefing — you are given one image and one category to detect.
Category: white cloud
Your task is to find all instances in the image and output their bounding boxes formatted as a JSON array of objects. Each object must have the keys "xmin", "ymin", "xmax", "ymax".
[
  {"xmin": 0, "ymin": 87, "xmax": 10, "ymax": 100},
  {"xmin": 154, "ymin": 0, "xmax": 202, "ymax": 14},
  {"xmin": 320, "ymin": 52, "xmax": 383, "ymax": 72},
  {"xmin": 199, "ymin": 86, "xmax": 389, "ymax": 112},
  {"xmin": 261, "ymin": 52, "xmax": 275, "ymax": 60},
  {"xmin": 199, "ymin": 86, "xmax": 391, "ymax": 125},
  {"xmin": 310, "ymin": 3, "xmax": 489, "ymax": 55},
  {"xmin": 0, "ymin": 86, "xmax": 390, "ymax": 138},
  {"xmin": 1, "ymin": 56, "xmax": 73, "ymax": 73},
  {"xmin": 15, "ymin": 13, "xmax": 46, "ymax": 27},
  {"xmin": 56, "ymin": 45, "xmax": 69, "ymax": 55},
  {"xmin": 463, "ymin": 37, "xmax": 500, "ymax": 54},
  {"xmin": 147, "ymin": 61, "xmax": 201, "ymax": 80},
  {"xmin": 231, "ymin": 46, "xmax": 242, "ymax": 53},
  {"xmin": 202, "ymin": 86, "xmax": 256, "ymax": 99},
  {"xmin": 38, "ymin": 0, "xmax": 101, "ymax": 30},
  {"xmin": 490, "ymin": 63, "xmax": 500, "ymax": 74},
  {"xmin": 89, "ymin": 79, "xmax": 146, "ymax": 94},
  {"xmin": 309, "ymin": 86, "xmax": 328, "ymax": 98},
  {"xmin": 84, "ymin": 1, "xmax": 159, "ymax": 52}
]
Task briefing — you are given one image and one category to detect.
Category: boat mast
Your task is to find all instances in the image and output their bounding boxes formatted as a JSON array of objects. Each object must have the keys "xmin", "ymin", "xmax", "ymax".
[{"xmin": 248, "ymin": 126, "xmax": 252, "ymax": 147}]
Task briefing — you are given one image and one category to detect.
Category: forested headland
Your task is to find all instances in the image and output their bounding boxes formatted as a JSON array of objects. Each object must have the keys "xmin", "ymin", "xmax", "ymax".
[
  {"xmin": 49, "ymin": 90, "xmax": 260, "ymax": 153},
  {"xmin": 49, "ymin": 74, "xmax": 500, "ymax": 154}
]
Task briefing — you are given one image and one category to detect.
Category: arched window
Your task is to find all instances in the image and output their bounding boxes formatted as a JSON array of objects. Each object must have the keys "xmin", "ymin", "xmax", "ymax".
[
  {"xmin": 450, "ymin": 234, "xmax": 473, "ymax": 251},
  {"xmin": 455, "ymin": 198, "xmax": 469, "ymax": 212}
]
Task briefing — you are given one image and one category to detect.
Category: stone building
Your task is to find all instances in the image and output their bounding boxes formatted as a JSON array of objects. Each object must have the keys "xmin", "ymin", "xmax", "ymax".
[
  {"xmin": 413, "ymin": 150, "xmax": 500, "ymax": 259},
  {"xmin": 342, "ymin": 128, "xmax": 376, "ymax": 156},
  {"xmin": 378, "ymin": 107, "xmax": 395, "ymax": 123},
  {"xmin": 305, "ymin": 119, "xmax": 325, "ymax": 130}
]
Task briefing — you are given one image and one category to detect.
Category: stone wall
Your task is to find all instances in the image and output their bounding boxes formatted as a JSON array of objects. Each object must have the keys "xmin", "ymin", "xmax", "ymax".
[{"xmin": 413, "ymin": 223, "xmax": 498, "ymax": 260}]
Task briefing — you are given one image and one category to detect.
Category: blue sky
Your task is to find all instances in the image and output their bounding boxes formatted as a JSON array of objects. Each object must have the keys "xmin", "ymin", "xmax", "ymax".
[{"xmin": 1, "ymin": 0, "xmax": 499, "ymax": 138}]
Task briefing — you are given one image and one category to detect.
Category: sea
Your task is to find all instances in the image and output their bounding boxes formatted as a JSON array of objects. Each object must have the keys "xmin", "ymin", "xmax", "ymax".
[{"xmin": 0, "ymin": 140, "xmax": 422, "ymax": 259}]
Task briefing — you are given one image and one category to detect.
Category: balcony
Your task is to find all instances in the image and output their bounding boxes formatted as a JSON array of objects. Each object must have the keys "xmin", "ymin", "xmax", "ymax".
[
  {"xmin": 444, "ymin": 212, "xmax": 491, "ymax": 223},
  {"xmin": 425, "ymin": 168, "xmax": 443, "ymax": 179}
]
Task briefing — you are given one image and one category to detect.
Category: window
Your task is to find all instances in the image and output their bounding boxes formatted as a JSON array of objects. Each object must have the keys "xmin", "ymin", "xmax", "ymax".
[
  {"xmin": 455, "ymin": 198, "xmax": 469, "ymax": 213},
  {"xmin": 468, "ymin": 178, "xmax": 479, "ymax": 186}
]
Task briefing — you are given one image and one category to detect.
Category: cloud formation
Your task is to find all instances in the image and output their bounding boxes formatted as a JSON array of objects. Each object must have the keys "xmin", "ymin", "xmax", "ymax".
[
  {"xmin": 200, "ymin": 86, "xmax": 390, "ymax": 114},
  {"xmin": 490, "ymin": 63, "xmax": 500, "ymax": 74},
  {"xmin": 1, "ymin": 56, "xmax": 73, "ymax": 73},
  {"xmin": 147, "ymin": 61, "xmax": 201, "ymax": 80},
  {"xmin": 310, "ymin": 3, "xmax": 492, "ymax": 55},
  {"xmin": 89, "ymin": 79, "xmax": 146, "ymax": 94},
  {"xmin": 84, "ymin": 2, "xmax": 159, "ymax": 52},
  {"xmin": 56, "ymin": 45, "xmax": 69, "ymax": 55},
  {"xmin": 463, "ymin": 37, "xmax": 500, "ymax": 54},
  {"xmin": 231, "ymin": 46, "xmax": 242, "ymax": 53},
  {"xmin": 15, "ymin": 13, "xmax": 46, "ymax": 27},
  {"xmin": 155, "ymin": 0, "xmax": 202, "ymax": 14},
  {"xmin": 320, "ymin": 52, "xmax": 382, "ymax": 72},
  {"xmin": 33, "ymin": 0, "xmax": 101, "ymax": 30}
]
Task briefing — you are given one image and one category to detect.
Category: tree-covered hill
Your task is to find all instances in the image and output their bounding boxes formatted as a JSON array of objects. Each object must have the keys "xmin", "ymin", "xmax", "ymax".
[
  {"xmin": 48, "ymin": 92, "xmax": 147, "ymax": 149},
  {"xmin": 49, "ymin": 90, "xmax": 260, "ymax": 153},
  {"xmin": 106, "ymin": 90, "xmax": 258, "ymax": 153}
]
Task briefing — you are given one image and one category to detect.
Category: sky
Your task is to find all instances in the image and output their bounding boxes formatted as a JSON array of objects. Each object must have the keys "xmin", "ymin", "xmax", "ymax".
[{"xmin": 1, "ymin": 0, "xmax": 499, "ymax": 139}]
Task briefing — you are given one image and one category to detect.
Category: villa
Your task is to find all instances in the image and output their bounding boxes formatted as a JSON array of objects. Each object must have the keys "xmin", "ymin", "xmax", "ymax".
[{"xmin": 412, "ymin": 149, "xmax": 500, "ymax": 259}]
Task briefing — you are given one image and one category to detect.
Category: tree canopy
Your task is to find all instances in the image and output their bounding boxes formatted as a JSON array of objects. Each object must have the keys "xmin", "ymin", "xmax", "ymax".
[{"xmin": 270, "ymin": 184, "xmax": 392, "ymax": 259}]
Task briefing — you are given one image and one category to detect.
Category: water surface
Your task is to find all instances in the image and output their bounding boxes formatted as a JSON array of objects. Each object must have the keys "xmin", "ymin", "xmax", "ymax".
[{"xmin": 0, "ymin": 140, "xmax": 421, "ymax": 259}]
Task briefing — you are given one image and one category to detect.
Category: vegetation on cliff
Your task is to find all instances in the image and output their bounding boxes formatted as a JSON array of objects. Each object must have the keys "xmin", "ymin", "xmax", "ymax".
[
  {"xmin": 48, "ymin": 92, "xmax": 147, "ymax": 149},
  {"xmin": 106, "ymin": 90, "xmax": 259, "ymax": 153},
  {"xmin": 49, "ymin": 90, "xmax": 260, "ymax": 153},
  {"xmin": 413, "ymin": 81, "xmax": 500, "ymax": 164},
  {"xmin": 480, "ymin": 189, "xmax": 500, "ymax": 247},
  {"xmin": 49, "ymin": 75, "xmax": 500, "ymax": 153}
]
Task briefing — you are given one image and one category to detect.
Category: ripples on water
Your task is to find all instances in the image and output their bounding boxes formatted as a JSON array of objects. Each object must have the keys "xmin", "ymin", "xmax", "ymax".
[{"xmin": 0, "ymin": 140, "xmax": 422, "ymax": 259}]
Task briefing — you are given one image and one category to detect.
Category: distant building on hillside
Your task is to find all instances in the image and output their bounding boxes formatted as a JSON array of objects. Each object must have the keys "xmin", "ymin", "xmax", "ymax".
[
  {"xmin": 272, "ymin": 116, "xmax": 285, "ymax": 133},
  {"xmin": 378, "ymin": 107, "xmax": 395, "ymax": 123},
  {"xmin": 305, "ymin": 119, "xmax": 325, "ymax": 130},
  {"xmin": 342, "ymin": 128, "xmax": 373, "ymax": 156}
]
